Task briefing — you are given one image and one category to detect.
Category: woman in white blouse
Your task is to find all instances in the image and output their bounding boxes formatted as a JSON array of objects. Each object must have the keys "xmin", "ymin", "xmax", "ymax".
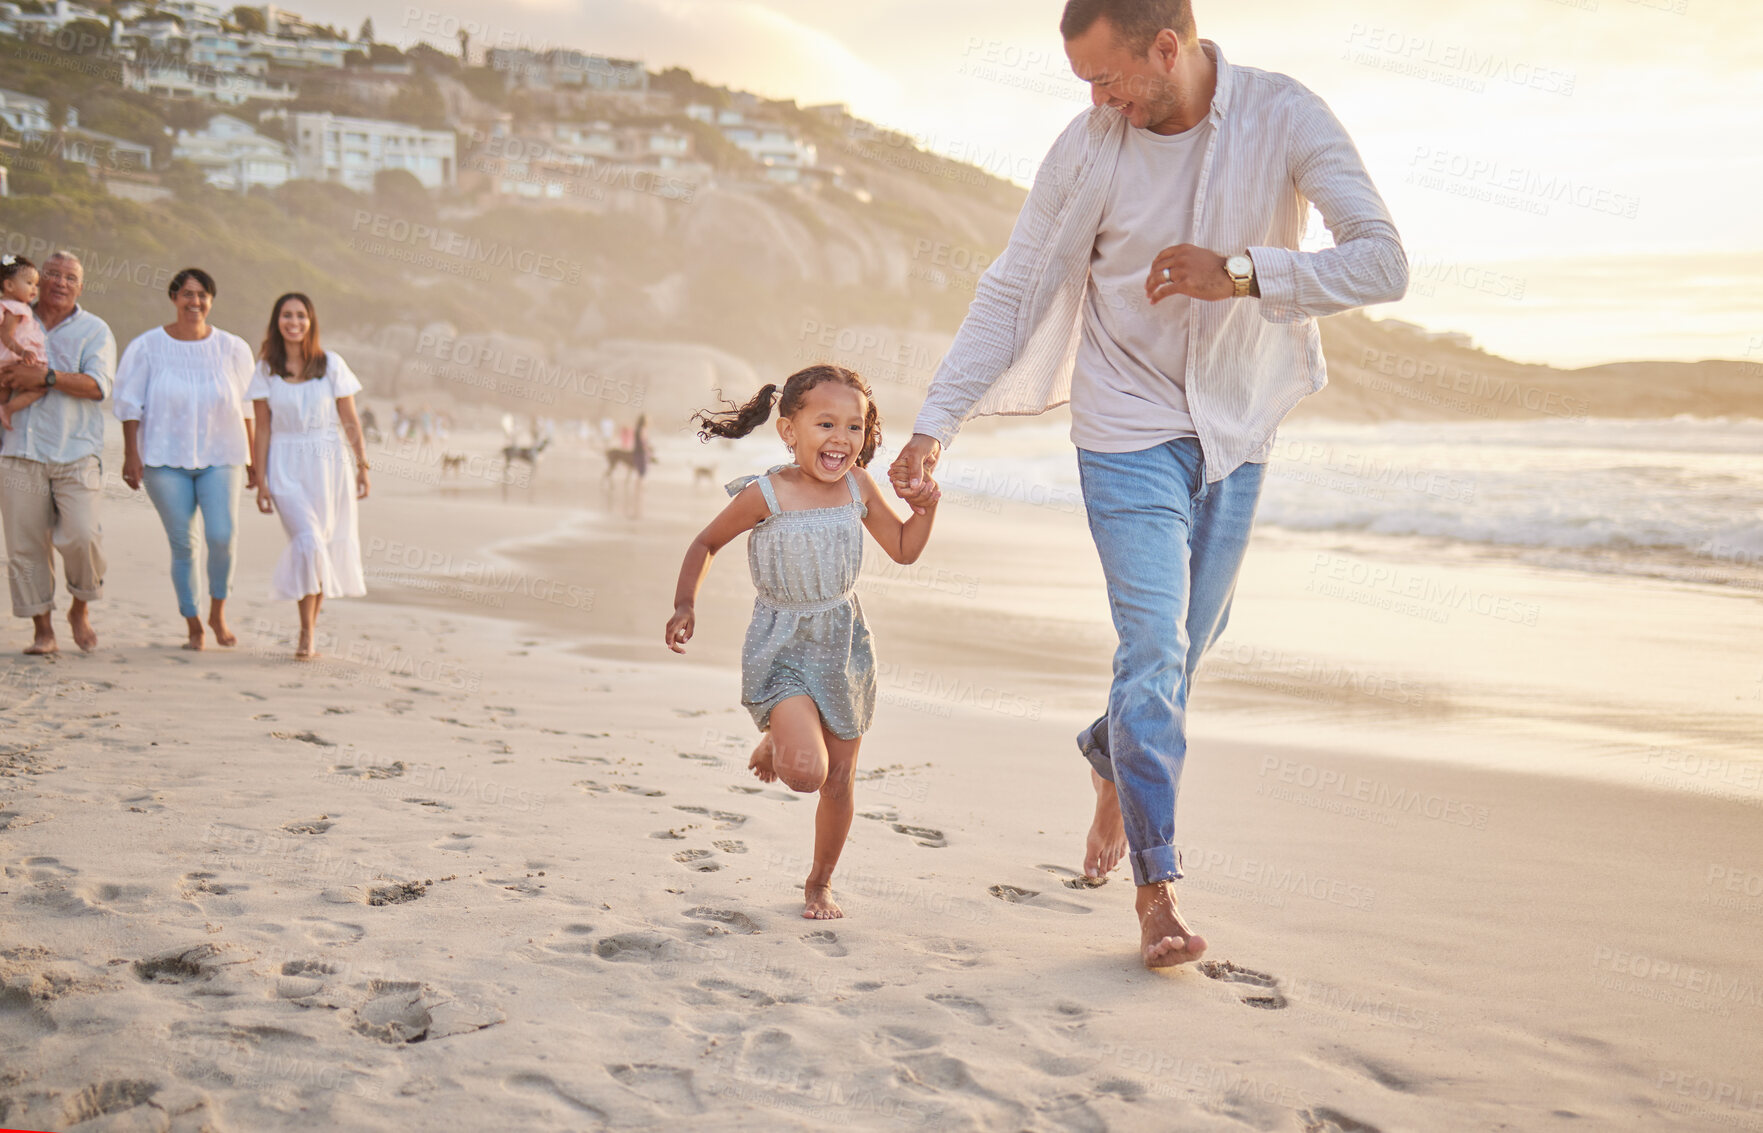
[
  {"xmin": 249, "ymin": 293, "xmax": 370, "ymax": 661},
  {"xmin": 115, "ymin": 268, "xmax": 257, "ymax": 651}
]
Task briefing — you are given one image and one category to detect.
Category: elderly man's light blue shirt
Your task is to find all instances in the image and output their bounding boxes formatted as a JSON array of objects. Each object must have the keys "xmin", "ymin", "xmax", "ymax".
[{"xmin": 0, "ymin": 303, "xmax": 117, "ymax": 464}]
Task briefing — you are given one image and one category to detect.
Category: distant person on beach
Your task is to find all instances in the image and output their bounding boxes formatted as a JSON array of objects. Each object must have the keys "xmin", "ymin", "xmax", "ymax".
[
  {"xmin": 0, "ymin": 252, "xmax": 116, "ymax": 655},
  {"xmin": 248, "ymin": 293, "xmax": 371, "ymax": 661},
  {"xmin": 667, "ymin": 365, "xmax": 941, "ymax": 920},
  {"xmin": 115, "ymin": 267, "xmax": 259, "ymax": 651},
  {"xmin": 0, "ymin": 255, "xmax": 49, "ymax": 431},
  {"xmin": 891, "ymin": 0, "xmax": 1407, "ymax": 968},
  {"xmin": 632, "ymin": 414, "xmax": 651, "ymax": 480}
]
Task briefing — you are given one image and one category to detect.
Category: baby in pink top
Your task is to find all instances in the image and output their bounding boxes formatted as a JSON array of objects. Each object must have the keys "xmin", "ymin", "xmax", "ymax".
[{"xmin": 0, "ymin": 254, "xmax": 49, "ymax": 432}]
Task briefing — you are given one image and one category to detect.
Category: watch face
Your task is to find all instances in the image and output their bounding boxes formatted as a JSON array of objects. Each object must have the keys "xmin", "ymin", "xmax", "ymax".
[{"xmin": 1226, "ymin": 255, "xmax": 1253, "ymax": 278}]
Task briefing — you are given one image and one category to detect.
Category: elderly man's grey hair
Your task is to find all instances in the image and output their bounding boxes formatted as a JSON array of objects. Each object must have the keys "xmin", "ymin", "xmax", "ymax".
[{"xmin": 43, "ymin": 251, "xmax": 83, "ymax": 271}]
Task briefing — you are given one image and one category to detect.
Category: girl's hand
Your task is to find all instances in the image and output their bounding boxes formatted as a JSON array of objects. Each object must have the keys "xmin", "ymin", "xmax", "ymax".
[
  {"xmin": 121, "ymin": 450, "xmax": 143, "ymax": 491},
  {"xmin": 356, "ymin": 467, "xmax": 371, "ymax": 500},
  {"xmin": 665, "ymin": 605, "xmax": 695, "ymax": 653},
  {"xmin": 256, "ymin": 489, "xmax": 274, "ymax": 515}
]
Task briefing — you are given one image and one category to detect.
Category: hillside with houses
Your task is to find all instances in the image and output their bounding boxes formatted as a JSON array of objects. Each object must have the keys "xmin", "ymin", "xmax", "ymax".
[{"xmin": 0, "ymin": 0, "xmax": 1752, "ymax": 429}]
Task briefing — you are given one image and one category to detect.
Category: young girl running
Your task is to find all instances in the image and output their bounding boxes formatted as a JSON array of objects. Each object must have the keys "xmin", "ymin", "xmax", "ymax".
[
  {"xmin": 0, "ymin": 255, "xmax": 47, "ymax": 431},
  {"xmin": 666, "ymin": 364, "xmax": 940, "ymax": 921}
]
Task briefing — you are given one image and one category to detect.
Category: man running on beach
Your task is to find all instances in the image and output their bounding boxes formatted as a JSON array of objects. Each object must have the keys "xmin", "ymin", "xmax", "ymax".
[{"xmin": 890, "ymin": 0, "xmax": 1407, "ymax": 968}]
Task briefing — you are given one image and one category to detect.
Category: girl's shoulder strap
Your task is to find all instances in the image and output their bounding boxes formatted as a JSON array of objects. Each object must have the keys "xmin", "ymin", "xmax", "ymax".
[
  {"xmin": 844, "ymin": 470, "xmax": 866, "ymax": 515},
  {"xmin": 724, "ymin": 465, "xmax": 789, "ymax": 516}
]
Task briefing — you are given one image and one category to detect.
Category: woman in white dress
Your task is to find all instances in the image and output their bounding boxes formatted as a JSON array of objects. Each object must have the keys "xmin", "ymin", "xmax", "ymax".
[
  {"xmin": 248, "ymin": 293, "xmax": 370, "ymax": 660},
  {"xmin": 115, "ymin": 267, "xmax": 258, "ymax": 651}
]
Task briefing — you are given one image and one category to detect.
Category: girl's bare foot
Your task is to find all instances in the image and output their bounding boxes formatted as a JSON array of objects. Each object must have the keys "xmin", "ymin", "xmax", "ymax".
[
  {"xmin": 1137, "ymin": 882, "xmax": 1206, "ymax": 969},
  {"xmin": 1084, "ymin": 768, "xmax": 1128, "ymax": 879},
  {"xmin": 182, "ymin": 617, "xmax": 205, "ymax": 652},
  {"xmin": 0, "ymin": 403, "xmax": 13, "ymax": 431},
  {"xmin": 295, "ymin": 630, "xmax": 319, "ymax": 661},
  {"xmin": 803, "ymin": 883, "xmax": 843, "ymax": 920},
  {"xmin": 748, "ymin": 733, "xmax": 777, "ymax": 783}
]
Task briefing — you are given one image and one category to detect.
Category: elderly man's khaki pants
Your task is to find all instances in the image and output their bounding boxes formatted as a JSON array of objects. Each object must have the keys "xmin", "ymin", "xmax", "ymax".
[{"xmin": 0, "ymin": 455, "xmax": 106, "ymax": 617}]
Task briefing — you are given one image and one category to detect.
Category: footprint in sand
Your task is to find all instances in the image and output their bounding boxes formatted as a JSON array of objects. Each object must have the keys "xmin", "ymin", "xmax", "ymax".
[
  {"xmin": 534, "ymin": 925, "xmax": 599, "ymax": 957},
  {"xmin": 672, "ymin": 805, "xmax": 748, "ymax": 830},
  {"xmin": 650, "ymin": 826, "xmax": 699, "ymax": 840},
  {"xmin": 334, "ymin": 760, "xmax": 407, "ymax": 780},
  {"xmin": 1198, "ymin": 959, "xmax": 1288, "ymax": 1010},
  {"xmin": 684, "ymin": 907, "xmax": 761, "ymax": 935},
  {"xmin": 401, "ymin": 797, "xmax": 453, "ymax": 810},
  {"xmin": 1041, "ymin": 864, "xmax": 1107, "ymax": 889},
  {"xmin": 297, "ymin": 916, "xmax": 366, "ymax": 946},
  {"xmin": 594, "ymin": 933, "xmax": 675, "ymax": 963},
  {"xmin": 727, "ymin": 785, "xmax": 762, "ymax": 794},
  {"xmin": 672, "ymin": 849, "xmax": 722, "ymax": 873},
  {"xmin": 434, "ymin": 832, "xmax": 476, "ymax": 853},
  {"xmin": 857, "ymin": 807, "xmax": 899, "ymax": 823},
  {"xmin": 913, "ymin": 937, "xmax": 984, "ymax": 969},
  {"xmin": 613, "ymin": 783, "xmax": 666, "ymax": 797},
  {"xmin": 607, "ymin": 1063, "xmax": 705, "ymax": 1115},
  {"xmin": 0, "ymin": 985, "xmax": 59, "ymax": 1040},
  {"xmin": 712, "ymin": 840, "xmax": 747, "ymax": 854},
  {"xmin": 987, "ymin": 884, "xmax": 1091, "ymax": 915},
  {"xmin": 366, "ymin": 881, "xmax": 430, "ymax": 907},
  {"xmin": 802, "ymin": 930, "xmax": 847, "ymax": 958},
  {"xmin": 1302, "ymin": 1107, "xmax": 1384, "ymax": 1133},
  {"xmin": 927, "ymin": 992, "xmax": 995, "ymax": 1026},
  {"xmin": 505, "ymin": 1073, "xmax": 609, "ymax": 1122},
  {"xmin": 271, "ymin": 730, "xmax": 336, "ymax": 747},
  {"xmin": 282, "ymin": 816, "xmax": 334, "ymax": 835},
  {"xmin": 891, "ymin": 823, "xmax": 947, "ymax": 848},
  {"xmin": 59, "ymin": 1080, "xmax": 162, "ymax": 1127}
]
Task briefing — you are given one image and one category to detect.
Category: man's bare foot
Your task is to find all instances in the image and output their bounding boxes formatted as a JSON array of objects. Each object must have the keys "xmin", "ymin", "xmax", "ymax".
[
  {"xmin": 1137, "ymin": 882, "xmax": 1207, "ymax": 969},
  {"xmin": 67, "ymin": 601, "xmax": 97, "ymax": 652},
  {"xmin": 803, "ymin": 882, "xmax": 843, "ymax": 920},
  {"xmin": 183, "ymin": 616, "xmax": 205, "ymax": 652},
  {"xmin": 1085, "ymin": 768, "xmax": 1129, "ymax": 880},
  {"xmin": 749, "ymin": 733, "xmax": 777, "ymax": 783},
  {"xmin": 208, "ymin": 605, "xmax": 236, "ymax": 647},
  {"xmin": 24, "ymin": 617, "xmax": 57, "ymax": 656}
]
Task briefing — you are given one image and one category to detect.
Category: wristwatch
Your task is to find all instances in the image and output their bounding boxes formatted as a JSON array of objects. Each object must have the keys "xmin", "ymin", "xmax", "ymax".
[
  {"xmin": 1225, "ymin": 253, "xmax": 1256, "ymax": 299},
  {"xmin": 44, "ymin": 369, "xmax": 57, "ymax": 389}
]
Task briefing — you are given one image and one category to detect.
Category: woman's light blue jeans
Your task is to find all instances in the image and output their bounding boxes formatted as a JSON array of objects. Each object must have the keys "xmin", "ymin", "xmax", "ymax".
[
  {"xmin": 1076, "ymin": 438, "xmax": 1267, "ymax": 887},
  {"xmin": 142, "ymin": 465, "xmax": 241, "ymax": 618}
]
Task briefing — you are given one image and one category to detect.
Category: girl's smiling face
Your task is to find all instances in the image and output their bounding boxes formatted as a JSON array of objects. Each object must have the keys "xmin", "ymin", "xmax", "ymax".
[
  {"xmin": 778, "ymin": 380, "xmax": 869, "ymax": 483},
  {"xmin": 2, "ymin": 267, "xmax": 37, "ymax": 304},
  {"xmin": 277, "ymin": 297, "xmax": 310, "ymax": 346}
]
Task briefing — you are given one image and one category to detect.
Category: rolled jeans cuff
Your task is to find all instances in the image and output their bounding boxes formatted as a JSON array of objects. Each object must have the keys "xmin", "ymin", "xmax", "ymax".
[{"xmin": 1130, "ymin": 844, "xmax": 1184, "ymax": 888}]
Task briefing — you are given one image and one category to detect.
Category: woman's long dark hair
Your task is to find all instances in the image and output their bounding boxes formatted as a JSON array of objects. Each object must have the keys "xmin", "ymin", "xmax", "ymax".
[
  {"xmin": 694, "ymin": 364, "xmax": 882, "ymax": 467},
  {"xmin": 260, "ymin": 292, "xmax": 329, "ymax": 382}
]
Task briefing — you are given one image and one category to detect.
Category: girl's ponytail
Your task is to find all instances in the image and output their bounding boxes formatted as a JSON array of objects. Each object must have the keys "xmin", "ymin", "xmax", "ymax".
[{"xmin": 694, "ymin": 384, "xmax": 780, "ymax": 442}]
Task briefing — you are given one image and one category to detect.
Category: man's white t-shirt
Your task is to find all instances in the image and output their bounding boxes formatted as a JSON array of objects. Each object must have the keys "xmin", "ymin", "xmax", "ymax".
[{"xmin": 1072, "ymin": 114, "xmax": 1213, "ymax": 454}]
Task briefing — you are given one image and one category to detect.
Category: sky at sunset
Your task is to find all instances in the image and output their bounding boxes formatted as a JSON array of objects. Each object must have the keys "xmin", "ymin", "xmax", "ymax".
[{"xmin": 346, "ymin": 0, "xmax": 1763, "ymax": 368}]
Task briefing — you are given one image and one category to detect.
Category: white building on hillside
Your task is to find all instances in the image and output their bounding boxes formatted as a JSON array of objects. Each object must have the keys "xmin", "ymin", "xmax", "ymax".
[
  {"xmin": 174, "ymin": 113, "xmax": 294, "ymax": 190},
  {"xmin": 125, "ymin": 61, "xmax": 296, "ymax": 104},
  {"xmin": 721, "ymin": 121, "xmax": 816, "ymax": 183},
  {"xmin": 0, "ymin": 88, "xmax": 75, "ymax": 139},
  {"xmin": 291, "ymin": 111, "xmax": 455, "ymax": 191}
]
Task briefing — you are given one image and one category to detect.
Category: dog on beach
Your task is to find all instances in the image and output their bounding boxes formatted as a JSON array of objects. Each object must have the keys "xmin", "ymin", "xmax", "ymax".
[
  {"xmin": 501, "ymin": 436, "xmax": 551, "ymax": 483},
  {"xmin": 440, "ymin": 454, "xmax": 468, "ymax": 477},
  {"xmin": 603, "ymin": 447, "xmax": 656, "ymax": 480}
]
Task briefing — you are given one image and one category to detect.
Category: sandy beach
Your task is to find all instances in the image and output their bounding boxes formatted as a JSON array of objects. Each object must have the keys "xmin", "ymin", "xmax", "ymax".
[{"xmin": 2, "ymin": 424, "xmax": 1760, "ymax": 1133}]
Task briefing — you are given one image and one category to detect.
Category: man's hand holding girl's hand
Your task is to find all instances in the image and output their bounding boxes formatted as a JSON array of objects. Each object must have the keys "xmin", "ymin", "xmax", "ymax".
[
  {"xmin": 665, "ymin": 605, "xmax": 695, "ymax": 653},
  {"xmin": 889, "ymin": 433, "xmax": 943, "ymax": 515}
]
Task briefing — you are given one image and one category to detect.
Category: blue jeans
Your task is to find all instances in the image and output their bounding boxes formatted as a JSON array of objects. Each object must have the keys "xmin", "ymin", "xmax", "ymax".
[
  {"xmin": 142, "ymin": 465, "xmax": 241, "ymax": 618},
  {"xmin": 1076, "ymin": 439, "xmax": 1267, "ymax": 887}
]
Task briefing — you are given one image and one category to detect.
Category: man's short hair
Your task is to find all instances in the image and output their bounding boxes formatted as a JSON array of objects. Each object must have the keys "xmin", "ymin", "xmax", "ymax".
[{"xmin": 1060, "ymin": 0, "xmax": 1196, "ymax": 51}]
